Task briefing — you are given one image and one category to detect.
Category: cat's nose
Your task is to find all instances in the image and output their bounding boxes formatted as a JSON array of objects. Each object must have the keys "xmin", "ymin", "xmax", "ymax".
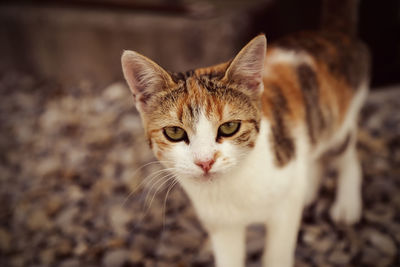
[{"xmin": 195, "ymin": 159, "xmax": 215, "ymax": 173}]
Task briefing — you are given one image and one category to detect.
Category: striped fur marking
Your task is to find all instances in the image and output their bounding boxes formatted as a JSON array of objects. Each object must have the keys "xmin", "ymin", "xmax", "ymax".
[
  {"xmin": 297, "ymin": 64, "xmax": 325, "ymax": 144},
  {"xmin": 321, "ymin": 132, "xmax": 352, "ymax": 161},
  {"xmin": 275, "ymin": 31, "xmax": 370, "ymax": 89},
  {"xmin": 269, "ymin": 84, "xmax": 295, "ymax": 167}
]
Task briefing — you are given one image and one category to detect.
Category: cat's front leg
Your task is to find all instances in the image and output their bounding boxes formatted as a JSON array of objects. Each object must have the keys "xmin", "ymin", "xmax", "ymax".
[
  {"xmin": 207, "ymin": 225, "xmax": 246, "ymax": 267},
  {"xmin": 262, "ymin": 197, "xmax": 304, "ymax": 267}
]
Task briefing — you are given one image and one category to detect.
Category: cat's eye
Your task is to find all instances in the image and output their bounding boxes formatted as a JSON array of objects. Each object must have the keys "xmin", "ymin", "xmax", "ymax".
[
  {"xmin": 218, "ymin": 121, "xmax": 241, "ymax": 138},
  {"xmin": 163, "ymin": 126, "xmax": 187, "ymax": 142}
]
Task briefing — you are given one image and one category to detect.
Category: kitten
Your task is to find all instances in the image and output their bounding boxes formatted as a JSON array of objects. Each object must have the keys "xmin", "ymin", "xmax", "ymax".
[{"xmin": 121, "ymin": 23, "xmax": 369, "ymax": 267}]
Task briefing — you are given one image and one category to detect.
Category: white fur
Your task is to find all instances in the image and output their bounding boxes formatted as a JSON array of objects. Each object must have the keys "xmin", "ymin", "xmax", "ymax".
[
  {"xmin": 159, "ymin": 84, "xmax": 367, "ymax": 267},
  {"xmin": 327, "ymin": 83, "xmax": 368, "ymax": 224},
  {"xmin": 123, "ymin": 34, "xmax": 366, "ymax": 267},
  {"xmin": 264, "ymin": 49, "xmax": 314, "ymax": 75},
  {"xmin": 163, "ymin": 110, "xmax": 310, "ymax": 267}
]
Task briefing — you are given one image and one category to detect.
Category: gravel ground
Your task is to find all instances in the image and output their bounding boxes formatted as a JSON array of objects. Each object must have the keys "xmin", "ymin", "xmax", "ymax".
[{"xmin": 0, "ymin": 72, "xmax": 399, "ymax": 267}]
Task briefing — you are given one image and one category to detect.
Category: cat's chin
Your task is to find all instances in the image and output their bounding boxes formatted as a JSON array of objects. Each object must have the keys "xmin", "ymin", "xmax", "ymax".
[
  {"xmin": 178, "ymin": 171, "xmax": 220, "ymax": 182},
  {"xmin": 195, "ymin": 171, "xmax": 224, "ymax": 182},
  {"xmin": 199, "ymin": 172, "xmax": 216, "ymax": 181}
]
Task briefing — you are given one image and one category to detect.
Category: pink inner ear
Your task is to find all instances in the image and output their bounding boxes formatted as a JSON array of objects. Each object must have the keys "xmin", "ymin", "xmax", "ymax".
[
  {"xmin": 122, "ymin": 53, "xmax": 150, "ymax": 96},
  {"xmin": 121, "ymin": 50, "xmax": 171, "ymax": 106},
  {"xmin": 226, "ymin": 35, "xmax": 266, "ymax": 95}
]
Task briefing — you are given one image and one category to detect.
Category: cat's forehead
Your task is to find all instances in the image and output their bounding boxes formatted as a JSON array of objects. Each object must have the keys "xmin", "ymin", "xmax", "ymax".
[{"xmin": 146, "ymin": 64, "xmax": 259, "ymax": 132}]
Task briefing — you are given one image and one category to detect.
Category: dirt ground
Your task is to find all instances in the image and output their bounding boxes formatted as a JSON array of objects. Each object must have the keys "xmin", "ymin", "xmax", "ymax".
[{"xmin": 0, "ymin": 72, "xmax": 399, "ymax": 267}]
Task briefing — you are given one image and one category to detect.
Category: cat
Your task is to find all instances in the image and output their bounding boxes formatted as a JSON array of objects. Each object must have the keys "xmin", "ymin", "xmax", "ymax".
[{"xmin": 121, "ymin": 7, "xmax": 370, "ymax": 267}]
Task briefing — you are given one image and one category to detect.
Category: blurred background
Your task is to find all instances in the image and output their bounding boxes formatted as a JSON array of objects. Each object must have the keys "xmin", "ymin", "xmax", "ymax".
[{"xmin": 0, "ymin": 0, "xmax": 399, "ymax": 266}]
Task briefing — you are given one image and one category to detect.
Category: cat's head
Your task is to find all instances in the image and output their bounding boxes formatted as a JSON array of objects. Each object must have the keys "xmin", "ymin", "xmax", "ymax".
[{"xmin": 121, "ymin": 35, "xmax": 266, "ymax": 181}]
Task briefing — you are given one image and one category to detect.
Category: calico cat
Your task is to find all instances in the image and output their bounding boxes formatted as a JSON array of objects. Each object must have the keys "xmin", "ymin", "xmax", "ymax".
[{"xmin": 121, "ymin": 8, "xmax": 370, "ymax": 267}]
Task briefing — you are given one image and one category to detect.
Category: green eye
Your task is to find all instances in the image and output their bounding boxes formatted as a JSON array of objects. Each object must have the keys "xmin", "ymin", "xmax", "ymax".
[
  {"xmin": 163, "ymin": 126, "xmax": 187, "ymax": 142},
  {"xmin": 218, "ymin": 121, "xmax": 241, "ymax": 137}
]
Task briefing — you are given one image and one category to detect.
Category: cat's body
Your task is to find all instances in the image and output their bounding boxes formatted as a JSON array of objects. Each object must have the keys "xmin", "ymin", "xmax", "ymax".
[{"xmin": 121, "ymin": 18, "xmax": 370, "ymax": 267}]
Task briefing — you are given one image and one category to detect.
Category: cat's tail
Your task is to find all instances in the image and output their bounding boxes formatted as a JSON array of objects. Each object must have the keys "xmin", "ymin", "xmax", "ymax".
[{"xmin": 320, "ymin": 0, "xmax": 360, "ymax": 36}]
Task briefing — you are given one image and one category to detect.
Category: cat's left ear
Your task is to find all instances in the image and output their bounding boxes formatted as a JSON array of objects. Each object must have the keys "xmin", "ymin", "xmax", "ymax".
[
  {"xmin": 225, "ymin": 34, "xmax": 266, "ymax": 97},
  {"xmin": 121, "ymin": 50, "xmax": 174, "ymax": 113}
]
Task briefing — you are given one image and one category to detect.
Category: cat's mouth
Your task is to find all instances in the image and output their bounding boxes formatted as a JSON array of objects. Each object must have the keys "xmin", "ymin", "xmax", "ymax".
[{"xmin": 197, "ymin": 171, "xmax": 218, "ymax": 182}]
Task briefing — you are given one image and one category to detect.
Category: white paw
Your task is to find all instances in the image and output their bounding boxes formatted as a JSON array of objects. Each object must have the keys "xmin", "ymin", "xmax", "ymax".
[{"xmin": 330, "ymin": 197, "xmax": 362, "ymax": 225}]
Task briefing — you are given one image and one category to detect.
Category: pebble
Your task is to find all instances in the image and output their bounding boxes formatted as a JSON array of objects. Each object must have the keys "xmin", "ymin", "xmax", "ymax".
[
  {"xmin": 102, "ymin": 83, "xmax": 128, "ymax": 101},
  {"xmin": 73, "ymin": 241, "xmax": 88, "ymax": 256},
  {"xmin": 0, "ymin": 227, "xmax": 12, "ymax": 252},
  {"xmin": 156, "ymin": 242, "xmax": 182, "ymax": 260},
  {"xmin": 302, "ymin": 225, "xmax": 320, "ymax": 245},
  {"xmin": 39, "ymin": 248, "xmax": 55, "ymax": 265},
  {"xmin": 27, "ymin": 209, "xmax": 52, "ymax": 231},
  {"xmin": 46, "ymin": 195, "xmax": 63, "ymax": 216},
  {"xmin": 365, "ymin": 228, "xmax": 396, "ymax": 256},
  {"xmin": 109, "ymin": 206, "xmax": 132, "ymax": 237},
  {"xmin": 313, "ymin": 236, "xmax": 332, "ymax": 253},
  {"xmin": 328, "ymin": 250, "xmax": 350, "ymax": 265},
  {"xmin": 102, "ymin": 249, "xmax": 131, "ymax": 267},
  {"xmin": 360, "ymin": 246, "xmax": 382, "ymax": 265},
  {"xmin": 56, "ymin": 206, "xmax": 79, "ymax": 234},
  {"xmin": 59, "ymin": 259, "xmax": 80, "ymax": 267}
]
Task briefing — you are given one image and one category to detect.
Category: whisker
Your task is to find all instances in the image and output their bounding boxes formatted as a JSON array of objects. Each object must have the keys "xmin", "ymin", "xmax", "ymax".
[
  {"xmin": 139, "ymin": 171, "xmax": 176, "ymax": 208},
  {"xmin": 162, "ymin": 178, "xmax": 179, "ymax": 230},
  {"xmin": 121, "ymin": 166, "xmax": 178, "ymax": 207},
  {"xmin": 145, "ymin": 174, "xmax": 175, "ymax": 209}
]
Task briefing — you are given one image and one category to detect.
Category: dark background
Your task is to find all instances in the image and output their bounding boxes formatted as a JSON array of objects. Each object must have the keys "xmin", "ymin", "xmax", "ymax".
[
  {"xmin": 0, "ymin": 0, "xmax": 399, "ymax": 88},
  {"xmin": 0, "ymin": 1, "xmax": 399, "ymax": 267}
]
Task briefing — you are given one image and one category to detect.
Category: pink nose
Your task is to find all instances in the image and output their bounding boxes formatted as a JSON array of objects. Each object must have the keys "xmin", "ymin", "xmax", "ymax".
[{"xmin": 195, "ymin": 159, "xmax": 215, "ymax": 173}]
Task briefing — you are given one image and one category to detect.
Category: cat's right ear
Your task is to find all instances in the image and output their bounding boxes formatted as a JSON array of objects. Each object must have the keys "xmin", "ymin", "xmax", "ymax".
[
  {"xmin": 224, "ymin": 35, "xmax": 266, "ymax": 97},
  {"xmin": 121, "ymin": 50, "xmax": 173, "ymax": 112}
]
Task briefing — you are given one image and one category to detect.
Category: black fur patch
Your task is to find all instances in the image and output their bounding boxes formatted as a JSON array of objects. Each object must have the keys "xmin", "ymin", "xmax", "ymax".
[
  {"xmin": 276, "ymin": 32, "xmax": 370, "ymax": 89},
  {"xmin": 269, "ymin": 84, "xmax": 295, "ymax": 167},
  {"xmin": 297, "ymin": 64, "xmax": 325, "ymax": 144},
  {"xmin": 321, "ymin": 132, "xmax": 352, "ymax": 161}
]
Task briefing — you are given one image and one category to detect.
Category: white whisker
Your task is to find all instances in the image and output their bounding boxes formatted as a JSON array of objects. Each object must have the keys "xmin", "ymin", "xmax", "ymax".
[{"xmin": 162, "ymin": 178, "xmax": 179, "ymax": 229}]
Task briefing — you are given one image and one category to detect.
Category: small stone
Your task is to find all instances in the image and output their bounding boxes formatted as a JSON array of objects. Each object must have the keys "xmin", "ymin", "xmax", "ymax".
[
  {"xmin": 102, "ymin": 249, "xmax": 131, "ymax": 267},
  {"xmin": 170, "ymin": 231, "xmax": 200, "ymax": 250},
  {"xmin": 10, "ymin": 256, "xmax": 25, "ymax": 267},
  {"xmin": 102, "ymin": 83, "xmax": 127, "ymax": 101},
  {"xmin": 156, "ymin": 242, "xmax": 181, "ymax": 259},
  {"xmin": 59, "ymin": 259, "xmax": 80, "ymax": 267},
  {"xmin": 193, "ymin": 238, "xmax": 213, "ymax": 264},
  {"xmin": 119, "ymin": 115, "xmax": 143, "ymax": 135},
  {"xmin": 328, "ymin": 250, "xmax": 350, "ymax": 265},
  {"xmin": 367, "ymin": 228, "xmax": 396, "ymax": 256},
  {"xmin": 314, "ymin": 236, "xmax": 333, "ymax": 253},
  {"xmin": 109, "ymin": 206, "xmax": 132, "ymax": 236},
  {"xmin": 36, "ymin": 157, "xmax": 61, "ymax": 177},
  {"xmin": 133, "ymin": 234, "xmax": 157, "ymax": 256},
  {"xmin": 130, "ymin": 249, "xmax": 143, "ymax": 262},
  {"xmin": 106, "ymin": 237, "xmax": 125, "ymax": 249},
  {"xmin": 67, "ymin": 185, "xmax": 85, "ymax": 202},
  {"xmin": 57, "ymin": 239, "xmax": 73, "ymax": 256},
  {"xmin": 302, "ymin": 226, "xmax": 320, "ymax": 245},
  {"xmin": 74, "ymin": 241, "xmax": 88, "ymax": 256},
  {"xmin": 40, "ymin": 248, "xmax": 55, "ymax": 265},
  {"xmin": 56, "ymin": 206, "xmax": 79, "ymax": 234},
  {"xmin": 27, "ymin": 209, "xmax": 52, "ymax": 231},
  {"xmin": 360, "ymin": 246, "xmax": 382, "ymax": 265},
  {"xmin": 0, "ymin": 228, "xmax": 12, "ymax": 252},
  {"xmin": 294, "ymin": 259, "xmax": 311, "ymax": 267},
  {"xmin": 46, "ymin": 196, "xmax": 63, "ymax": 216}
]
